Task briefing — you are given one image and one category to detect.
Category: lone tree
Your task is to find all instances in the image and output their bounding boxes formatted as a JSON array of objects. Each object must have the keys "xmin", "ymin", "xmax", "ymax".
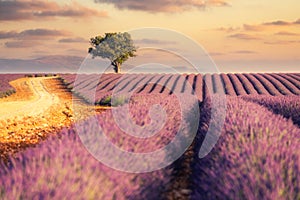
[{"xmin": 88, "ymin": 32, "xmax": 137, "ymax": 73}]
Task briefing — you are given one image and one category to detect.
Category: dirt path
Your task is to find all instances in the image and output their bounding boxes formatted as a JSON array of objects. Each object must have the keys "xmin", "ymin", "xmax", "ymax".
[
  {"xmin": 0, "ymin": 76, "xmax": 101, "ymax": 160},
  {"xmin": 0, "ymin": 77, "xmax": 60, "ymax": 120}
]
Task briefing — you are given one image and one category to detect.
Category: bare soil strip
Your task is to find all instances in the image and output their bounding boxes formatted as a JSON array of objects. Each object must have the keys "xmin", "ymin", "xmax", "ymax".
[
  {"xmin": 0, "ymin": 77, "xmax": 102, "ymax": 160},
  {"xmin": 0, "ymin": 77, "xmax": 59, "ymax": 119}
]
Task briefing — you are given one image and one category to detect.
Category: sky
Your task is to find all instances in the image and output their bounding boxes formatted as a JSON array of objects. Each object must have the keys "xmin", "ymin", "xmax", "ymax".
[{"xmin": 0, "ymin": 0, "xmax": 299, "ymax": 73}]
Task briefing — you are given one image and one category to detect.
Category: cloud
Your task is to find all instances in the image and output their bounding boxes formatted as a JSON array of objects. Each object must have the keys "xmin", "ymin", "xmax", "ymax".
[
  {"xmin": 94, "ymin": 0, "xmax": 230, "ymax": 13},
  {"xmin": 243, "ymin": 24, "xmax": 264, "ymax": 32},
  {"xmin": 228, "ymin": 33, "xmax": 260, "ymax": 40},
  {"xmin": 5, "ymin": 41, "xmax": 42, "ymax": 48},
  {"xmin": 263, "ymin": 20, "xmax": 291, "ymax": 26},
  {"xmin": 0, "ymin": 29, "xmax": 70, "ymax": 40},
  {"xmin": 2, "ymin": 28, "xmax": 71, "ymax": 48},
  {"xmin": 0, "ymin": 0, "xmax": 108, "ymax": 21},
  {"xmin": 0, "ymin": 31, "xmax": 18, "ymax": 39},
  {"xmin": 19, "ymin": 29, "xmax": 70, "ymax": 39},
  {"xmin": 209, "ymin": 52, "xmax": 225, "ymax": 56},
  {"xmin": 215, "ymin": 27, "xmax": 240, "ymax": 32},
  {"xmin": 59, "ymin": 37, "xmax": 87, "ymax": 43},
  {"xmin": 217, "ymin": 18, "xmax": 300, "ymax": 33},
  {"xmin": 263, "ymin": 18, "xmax": 300, "ymax": 26},
  {"xmin": 275, "ymin": 31, "xmax": 299, "ymax": 36},
  {"xmin": 134, "ymin": 39, "xmax": 177, "ymax": 45},
  {"xmin": 231, "ymin": 50, "xmax": 257, "ymax": 54},
  {"xmin": 33, "ymin": 50, "xmax": 48, "ymax": 54},
  {"xmin": 264, "ymin": 40, "xmax": 300, "ymax": 45}
]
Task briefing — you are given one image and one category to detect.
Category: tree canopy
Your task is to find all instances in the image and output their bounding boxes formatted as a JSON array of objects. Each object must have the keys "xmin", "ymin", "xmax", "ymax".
[{"xmin": 88, "ymin": 32, "xmax": 137, "ymax": 73}]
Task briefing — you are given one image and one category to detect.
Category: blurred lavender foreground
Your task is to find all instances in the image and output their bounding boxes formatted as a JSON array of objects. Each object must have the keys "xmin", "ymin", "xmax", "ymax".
[
  {"xmin": 192, "ymin": 96, "xmax": 299, "ymax": 200},
  {"xmin": 242, "ymin": 95, "xmax": 300, "ymax": 127},
  {"xmin": 0, "ymin": 94, "xmax": 199, "ymax": 199}
]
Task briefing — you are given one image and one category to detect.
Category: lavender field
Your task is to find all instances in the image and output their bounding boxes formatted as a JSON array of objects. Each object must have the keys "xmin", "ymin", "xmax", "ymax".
[
  {"xmin": 60, "ymin": 73, "xmax": 300, "ymax": 104},
  {"xmin": 0, "ymin": 74, "xmax": 25, "ymax": 98},
  {"xmin": 0, "ymin": 73, "xmax": 299, "ymax": 199}
]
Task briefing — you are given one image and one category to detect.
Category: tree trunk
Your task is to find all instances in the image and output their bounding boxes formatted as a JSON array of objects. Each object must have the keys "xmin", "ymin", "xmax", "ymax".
[
  {"xmin": 116, "ymin": 63, "xmax": 121, "ymax": 73},
  {"xmin": 112, "ymin": 62, "xmax": 121, "ymax": 73}
]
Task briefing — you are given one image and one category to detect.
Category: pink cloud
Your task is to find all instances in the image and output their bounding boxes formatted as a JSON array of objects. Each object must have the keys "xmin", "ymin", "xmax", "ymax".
[
  {"xmin": 275, "ymin": 31, "xmax": 299, "ymax": 36},
  {"xmin": 0, "ymin": 29, "xmax": 70, "ymax": 40},
  {"xmin": 5, "ymin": 41, "xmax": 42, "ymax": 48},
  {"xmin": 228, "ymin": 33, "xmax": 260, "ymax": 40},
  {"xmin": 0, "ymin": 0, "xmax": 108, "ymax": 21},
  {"xmin": 58, "ymin": 37, "xmax": 87, "ymax": 43},
  {"xmin": 243, "ymin": 24, "xmax": 265, "ymax": 32},
  {"xmin": 217, "ymin": 18, "xmax": 300, "ymax": 33},
  {"xmin": 94, "ymin": 0, "xmax": 230, "ymax": 13}
]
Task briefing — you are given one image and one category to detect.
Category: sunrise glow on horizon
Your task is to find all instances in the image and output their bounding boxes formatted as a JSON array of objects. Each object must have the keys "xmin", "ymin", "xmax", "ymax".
[{"xmin": 0, "ymin": 0, "xmax": 299, "ymax": 73}]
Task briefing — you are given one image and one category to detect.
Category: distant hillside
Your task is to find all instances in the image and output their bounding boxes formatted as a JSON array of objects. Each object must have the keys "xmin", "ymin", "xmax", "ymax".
[
  {"xmin": 0, "ymin": 55, "xmax": 85, "ymax": 73},
  {"xmin": 0, "ymin": 55, "xmax": 192, "ymax": 74},
  {"xmin": 34, "ymin": 56, "xmax": 84, "ymax": 70}
]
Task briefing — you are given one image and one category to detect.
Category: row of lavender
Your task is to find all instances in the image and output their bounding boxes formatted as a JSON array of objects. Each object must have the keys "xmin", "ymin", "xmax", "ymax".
[
  {"xmin": 0, "ymin": 74, "xmax": 25, "ymax": 98},
  {"xmin": 242, "ymin": 95, "xmax": 300, "ymax": 127},
  {"xmin": 60, "ymin": 73, "xmax": 300, "ymax": 104},
  {"xmin": 0, "ymin": 94, "xmax": 199, "ymax": 199},
  {"xmin": 191, "ymin": 96, "xmax": 299, "ymax": 199}
]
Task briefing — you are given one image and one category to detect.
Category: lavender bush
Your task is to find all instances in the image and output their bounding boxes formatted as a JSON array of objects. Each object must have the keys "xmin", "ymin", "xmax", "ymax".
[
  {"xmin": 0, "ymin": 74, "xmax": 24, "ymax": 98},
  {"xmin": 194, "ymin": 74, "xmax": 203, "ymax": 102},
  {"xmin": 228, "ymin": 73, "xmax": 247, "ymax": 95},
  {"xmin": 253, "ymin": 74, "xmax": 282, "ymax": 95},
  {"xmin": 277, "ymin": 74, "xmax": 300, "ymax": 90},
  {"xmin": 268, "ymin": 74, "xmax": 300, "ymax": 95},
  {"xmin": 243, "ymin": 73, "xmax": 270, "ymax": 95},
  {"xmin": 242, "ymin": 95, "xmax": 300, "ymax": 127},
  {"xmin": 261, "ymin": 74, "xmax": 293, "ymax": 95},
  {"xmin": 220, "ymin": 73, "xmax": 236, "ymax": 95},
  {"xmin": 212, "ymin": 73, "xmax": 226, "ymax": 95},
  {"xmin": 191, "ymin": 96, "xmax": 299, "ymax": 200},
  {"xmin": 236, "ymin": 74, "xmax": 258, "ymax": 95}
]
